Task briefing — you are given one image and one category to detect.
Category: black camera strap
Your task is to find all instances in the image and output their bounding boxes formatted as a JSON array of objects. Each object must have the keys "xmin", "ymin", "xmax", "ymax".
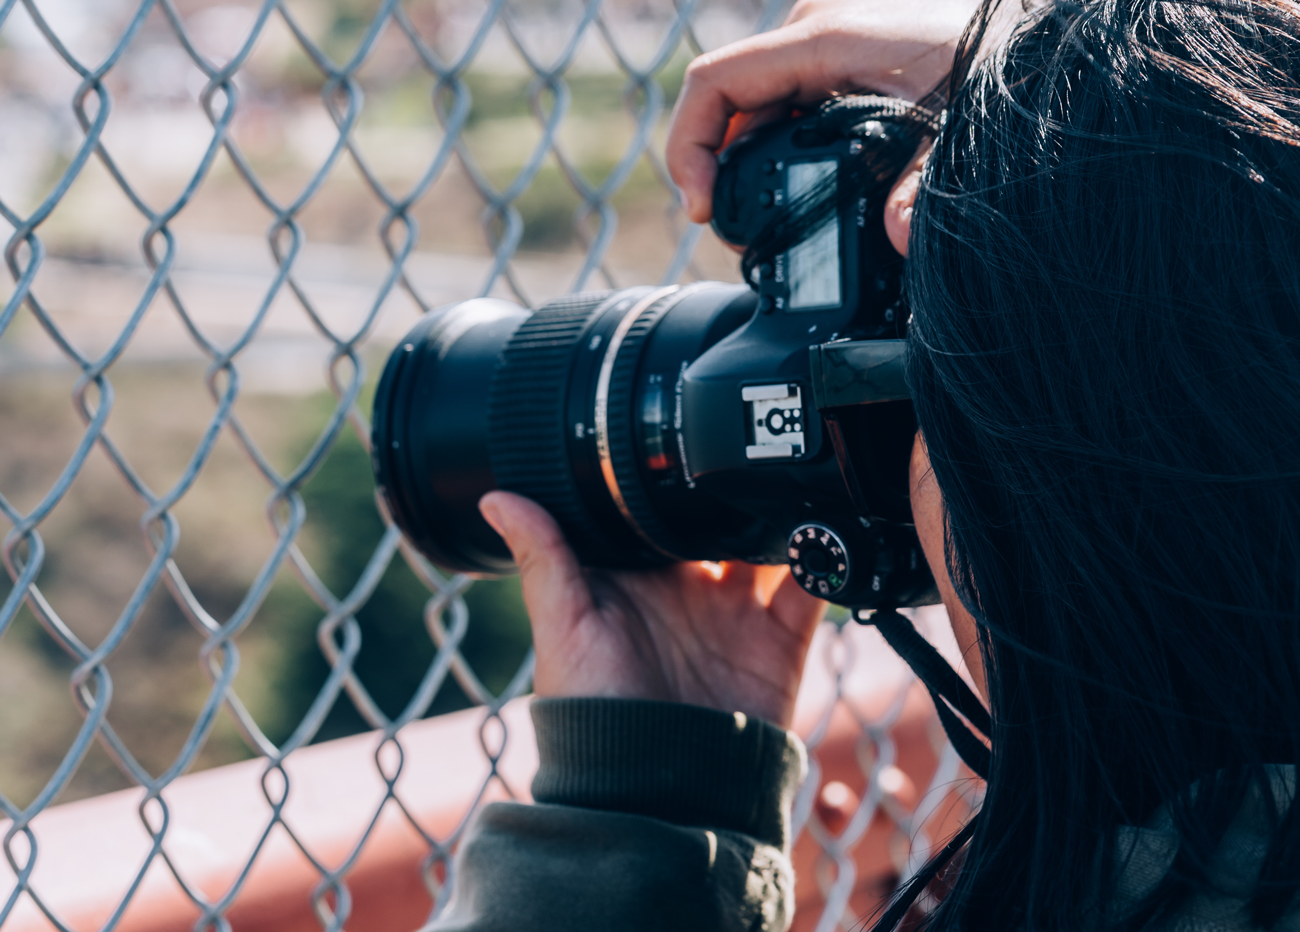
[
  {"xmin": 854, "ymin": 606, "xmax": 990, "ymax": 931},
  {"xmin": 814, "ymin": 95, "xmax": 943, "ymax": 137},
  {"xmin": 862, "ymin": 607, "xmax": 991, "ymax": 780}
]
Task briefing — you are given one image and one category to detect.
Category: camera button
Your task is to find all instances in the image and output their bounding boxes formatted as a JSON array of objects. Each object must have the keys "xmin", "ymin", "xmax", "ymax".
[{"xmin": 787, "ymin": 522, "xmax": 851, "ymax": 600}]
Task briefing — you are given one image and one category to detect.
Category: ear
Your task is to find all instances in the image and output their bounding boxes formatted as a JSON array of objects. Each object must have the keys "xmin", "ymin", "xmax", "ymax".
[{"xmin": 884, "ymin": 141, "xmax": 932, "ymax": 258}]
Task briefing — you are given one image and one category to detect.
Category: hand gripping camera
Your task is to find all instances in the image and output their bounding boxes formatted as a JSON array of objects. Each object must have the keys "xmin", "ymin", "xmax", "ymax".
[{"xmin": 371, "ymin": 97, "xmax": 941, "ymax": 612}]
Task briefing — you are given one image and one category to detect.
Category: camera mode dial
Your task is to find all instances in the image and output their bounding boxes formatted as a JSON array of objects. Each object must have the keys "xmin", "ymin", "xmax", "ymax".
[{"xmin": 788, "ymin": 523, "xmax": 851, "ymax": 599}]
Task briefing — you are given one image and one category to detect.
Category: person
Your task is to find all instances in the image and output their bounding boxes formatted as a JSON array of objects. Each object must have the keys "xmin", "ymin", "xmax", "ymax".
[{"xmin": 428, "ymin": 0, "xmax": 1300, "ymax": 929}]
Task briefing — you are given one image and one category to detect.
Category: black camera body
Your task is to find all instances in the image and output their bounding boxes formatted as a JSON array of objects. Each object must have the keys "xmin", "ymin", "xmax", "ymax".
[{"xmin": 372, "ymin": 100, "xmax": 938, "ymax": 610}]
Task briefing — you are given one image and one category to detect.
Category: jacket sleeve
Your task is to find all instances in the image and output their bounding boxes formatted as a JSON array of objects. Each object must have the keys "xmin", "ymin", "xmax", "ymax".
[{"xmin": 428, "ymin": 697, "xmax": 808, "ymax": 932}]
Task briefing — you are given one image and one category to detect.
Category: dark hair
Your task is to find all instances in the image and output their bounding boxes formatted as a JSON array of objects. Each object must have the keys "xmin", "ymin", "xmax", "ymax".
[{"xmin": 899, "ymin": 0, "xmax": 1300, "ymax": 930}]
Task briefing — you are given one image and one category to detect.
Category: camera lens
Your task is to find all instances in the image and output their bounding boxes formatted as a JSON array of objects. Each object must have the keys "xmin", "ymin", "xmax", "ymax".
[
  {"xmin": 371, "ymin": 100, "xmax": 939, "ymax": 609},
  {"xmin": 373, "ymin": 284, "xmax": 767, "ymax": 574},
  {"xmin": 371, "ymin": 298, "xmax": 530, "ymax": 573}
]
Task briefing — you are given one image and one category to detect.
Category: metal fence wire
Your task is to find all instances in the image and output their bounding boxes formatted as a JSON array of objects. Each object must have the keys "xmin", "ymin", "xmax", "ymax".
[{"xmin": 0, "ymin": 0, "xmax": 975, "ymax": 929}]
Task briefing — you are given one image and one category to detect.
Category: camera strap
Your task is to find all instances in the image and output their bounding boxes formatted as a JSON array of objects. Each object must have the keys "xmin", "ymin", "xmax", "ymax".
[
  {"xmin": 855, "ymin": 607, "xmax": 990, "ymax": 928},
  {"xmin": 814, "ymin": 95, "xmax": 943, "ymax": 137},
  {"xmin": 861, "ymin": 606, "xmax": 991, "ymax": 780}
]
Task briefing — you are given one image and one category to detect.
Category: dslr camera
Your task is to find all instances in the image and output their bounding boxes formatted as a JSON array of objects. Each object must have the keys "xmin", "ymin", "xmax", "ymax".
[{"xmin": 371, "ymin": 97, "xmax": 940, "ymax": 611}]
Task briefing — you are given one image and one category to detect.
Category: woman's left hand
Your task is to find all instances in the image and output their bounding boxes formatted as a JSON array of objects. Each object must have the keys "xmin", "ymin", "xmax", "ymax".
[{"xmin": 480, "ymin": 491, "xmax": 826, "ymax": 729}]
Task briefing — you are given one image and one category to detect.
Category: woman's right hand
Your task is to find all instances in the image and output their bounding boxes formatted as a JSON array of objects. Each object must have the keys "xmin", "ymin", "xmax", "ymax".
[{"xmin": 666, "ymin": 0, "xmax": 977, "ymax": 223}]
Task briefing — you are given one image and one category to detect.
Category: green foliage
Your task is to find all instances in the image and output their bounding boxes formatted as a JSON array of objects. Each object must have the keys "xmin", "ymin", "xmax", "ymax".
[
  {"xmin": 321, "ymin": 0, "xmax": 385, "ymax": 63},
  {"xmin": 262, "ymin": 406, "xmax": 531, "ymax": 745},
  {"xmin": 510, "ymin": 163, "xmax": 583, "ymax": 250},
  {"xmin": 459, "ymin": 65, "xmax": 688, "ymax": 128},
  {"xmin": 489, "ymin": 157, "xmax": 668, "ymax": 251}
]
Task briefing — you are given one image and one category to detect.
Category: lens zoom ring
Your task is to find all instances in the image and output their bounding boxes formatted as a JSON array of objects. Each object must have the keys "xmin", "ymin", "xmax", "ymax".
[
  {"xmin": 489, "ymin": 292, "xmax": 611, "ymax": 550},
  {"xmin": 603, "ymin": 296, "xmax": 697, "ymax": 560}
]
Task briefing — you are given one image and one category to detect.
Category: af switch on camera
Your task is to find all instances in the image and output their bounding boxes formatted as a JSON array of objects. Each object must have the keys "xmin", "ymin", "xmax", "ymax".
[{"xmin": 789, "ymin": 523, "xmax": 850, "ymax": 599}]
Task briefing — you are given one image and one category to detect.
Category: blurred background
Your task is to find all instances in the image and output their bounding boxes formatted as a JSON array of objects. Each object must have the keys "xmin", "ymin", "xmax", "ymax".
[{"xmin": 0, "ymin": 0, "xmax": 773, "ymax": 808}]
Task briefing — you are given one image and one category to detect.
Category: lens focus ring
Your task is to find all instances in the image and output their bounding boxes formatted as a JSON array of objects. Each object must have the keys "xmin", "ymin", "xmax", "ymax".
[{"xmin": 488, "ymin": 292, "xmax": 617, "ymax": 558}]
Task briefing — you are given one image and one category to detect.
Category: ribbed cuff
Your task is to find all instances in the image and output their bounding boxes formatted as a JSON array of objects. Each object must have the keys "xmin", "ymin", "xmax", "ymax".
[{"xmin": 530, "ymin": 697, "xmax": 807, "ymax": 849}]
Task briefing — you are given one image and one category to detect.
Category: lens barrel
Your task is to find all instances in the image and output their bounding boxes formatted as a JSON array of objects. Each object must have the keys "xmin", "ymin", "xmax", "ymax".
[
  {"xmin": 373, "ymin": 284, "xmax": 762, "ymax": 574},
  {"xmin": 489, "ymin": 287, "xmax": 668, "ymax": 567},
  {"xmin": 372, "ymin": 298, "xmax": 529, "ymax": 573}
]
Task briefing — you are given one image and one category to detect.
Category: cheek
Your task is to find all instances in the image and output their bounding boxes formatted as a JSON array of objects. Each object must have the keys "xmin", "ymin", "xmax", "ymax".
[
  {"xmin": 909, "ymin": 434, "xmax": 946, "ymax": 568},
  {"xmin": 909, "ymin": 433, "xmax": 988, "ymax": 699},
  {"xmin": 884, "ymin": 170, "xmax": 920, "ymax": 257},
  {"xmin": 884, "ymin": 141, "xmax": 932, "ymax": 257}
]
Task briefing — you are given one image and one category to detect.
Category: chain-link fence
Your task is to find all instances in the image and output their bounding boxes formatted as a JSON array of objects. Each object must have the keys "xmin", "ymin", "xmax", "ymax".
[{"xmin": 0, "ymin": 1, "xmax": 978, "ymax": 929}]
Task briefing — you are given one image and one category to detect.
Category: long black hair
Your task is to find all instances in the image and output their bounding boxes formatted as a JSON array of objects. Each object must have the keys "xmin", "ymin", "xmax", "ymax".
[{"xmin": 899, "ymin": 0, "xmax": 1300, "ymax": 930}]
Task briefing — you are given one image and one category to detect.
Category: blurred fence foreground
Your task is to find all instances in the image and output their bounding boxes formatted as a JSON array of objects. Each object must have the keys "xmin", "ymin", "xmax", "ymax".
[{"xmin": 0, "ymin": 1, "xmax": 974, "ymax": 930}]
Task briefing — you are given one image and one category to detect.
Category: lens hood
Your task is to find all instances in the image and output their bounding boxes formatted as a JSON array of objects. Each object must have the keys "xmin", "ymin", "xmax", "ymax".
[{"xmin": 373, "ymin": 298, "xmax": 529, "ymax": 574}]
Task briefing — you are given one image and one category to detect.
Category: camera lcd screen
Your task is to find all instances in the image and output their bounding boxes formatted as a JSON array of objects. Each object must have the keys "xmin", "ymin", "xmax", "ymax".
[{"xmin": 786, "ymin": 160, "xmax": 841, "ymax": 311}]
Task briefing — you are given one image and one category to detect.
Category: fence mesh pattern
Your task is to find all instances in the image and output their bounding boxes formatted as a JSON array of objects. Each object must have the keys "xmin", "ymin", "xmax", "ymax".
[{"xmin": 0, "ymin": 1, "xmax": 973, "ymax": 929}]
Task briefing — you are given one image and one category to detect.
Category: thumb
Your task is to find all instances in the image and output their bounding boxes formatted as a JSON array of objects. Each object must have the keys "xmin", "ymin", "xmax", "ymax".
[{"xmin": 479, "ymin": 491, "xmax": 594, "ymax": 634}]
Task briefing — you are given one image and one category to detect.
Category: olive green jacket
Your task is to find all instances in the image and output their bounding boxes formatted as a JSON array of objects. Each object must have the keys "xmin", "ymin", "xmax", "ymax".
[
  {"xmin": 429, "ymin": 697, "xmax": 805, "ymax": 932},
  {"xmin": 427, "ymin": 698, "xmax": 1300, "ymax": 932}
]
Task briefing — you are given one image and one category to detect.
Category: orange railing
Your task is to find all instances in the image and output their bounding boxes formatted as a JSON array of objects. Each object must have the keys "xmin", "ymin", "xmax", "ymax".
[{"xmin": 5, "ymin": 620, "xmax": 978, "ymax": 932}]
